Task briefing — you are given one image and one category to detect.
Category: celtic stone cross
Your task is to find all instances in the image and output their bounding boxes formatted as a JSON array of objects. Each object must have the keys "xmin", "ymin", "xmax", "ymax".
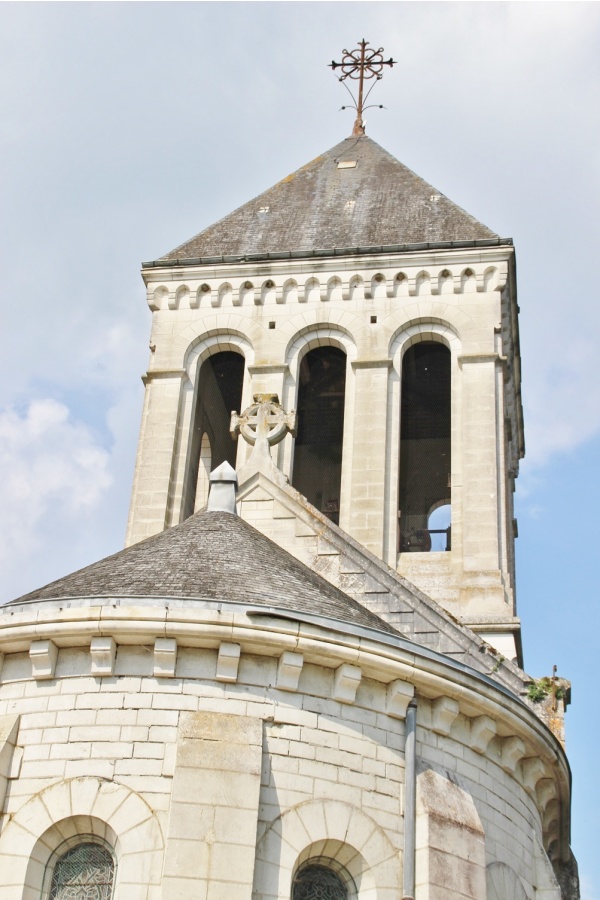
[{"xmin": 230, "ymin": 394, "xmax": 296, "ymax": 462}]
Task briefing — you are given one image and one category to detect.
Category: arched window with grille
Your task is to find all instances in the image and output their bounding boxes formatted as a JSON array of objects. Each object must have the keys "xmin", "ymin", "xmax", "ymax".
[
  {"xmin": 399, "ymin": 341, "xmax": 451, "ymax": 553},
  {"xmin": 292, "ymin": 861, "xmax": 349, "ymax": 900},
  {"xmin": 46, "ymin": 837, "xmax": 115, "ymax": 900},
  {"xmin": 291, "ymin": 346, "xmax": 347, "ymax": 525}
]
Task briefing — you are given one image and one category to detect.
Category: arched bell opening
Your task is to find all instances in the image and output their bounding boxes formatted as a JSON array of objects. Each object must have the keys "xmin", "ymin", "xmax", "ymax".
[
  {"xmin": 183, "ymin": 350, "xmax": 244, "ymax": 519},
  {"xmin": 291, "ymin": 346, "xmax": 347, "ymax": 525},
  {"xmin": 399, "ymin": 341, "xmax": 451, "ymax": 553}
]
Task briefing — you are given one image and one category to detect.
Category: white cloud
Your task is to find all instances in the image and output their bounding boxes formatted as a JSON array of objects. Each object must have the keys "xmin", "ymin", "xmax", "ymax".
[{"xmin": 0, "ymin": 399, "xmax": 111, "ymax": 571}]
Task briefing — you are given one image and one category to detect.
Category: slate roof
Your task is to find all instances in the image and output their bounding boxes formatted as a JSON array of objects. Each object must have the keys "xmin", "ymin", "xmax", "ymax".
[
  {"xmin": 159, "ymin": 135, "xmax": 499, "ymax": 261},
  {"xmin": 5, "ymin": 510, "xmax": 397, "ymax": 636}
]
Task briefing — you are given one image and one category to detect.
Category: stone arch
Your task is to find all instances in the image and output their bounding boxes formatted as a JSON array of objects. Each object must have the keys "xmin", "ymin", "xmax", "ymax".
[
  {"xmin": 348, "ymin": 274, "xmax": 364, "ymax": 301},
  {"xmin": 261, "ymin": 279, "xmax": 277, "ymax": 305},
  {"xmin": 217, "ymin": 281, "xmax": 233, "ymax": 306},
  {"xmin": 370, "ymin": 272, "xmax": 387, "ymax": 299},
  {"xmin": 392, "ymin": 272, "xmax": 409, "ymax": 298},
  {"xmin": 253, "ymin": 799, "xmax": 399, "ymax": 899},
  {"xmin": 175, "ymin": 284, "xmax": 190, "ymax": 309},
  {"xmin": 415, "ymin": 270, "xmax": 431, "ymax": 295},
  {"xmin": 283, "ymin": 278, "xmax": 298, "ymax": 304},
  {"xmin": 194, "ymin": 282, "xmax": 212, "ymax": 307},
  {"xmin": 305, "ymin": 277, "xmax": 320, "ymax": 303},
  {"xmin": 486, "ymin": 861, "xmax": 531, "ymax": 900},
  {"xmin": 0, "ymin": 777, "xmax": 164, "ymax": 900},
  {"xmin": 460, "ymin": 267, "xmax": 477, "ymax": 292},
  {"xmin": 150, "ymin": 284, "xmax": 169, "ymax": 311},
  {"xmin": 33, "ymin": 821, "xmax": 118, "ymax": 900},
  {"xmin": 437, "ymin": 269, "xmax": 454, "ymax": 295},
  {"xmin": 286, "ymin": 325, "xmax": 357, "ymax": 372},
  {"xmin": 327, "ymin": 276, "xmax": 343, "ymax": 302},
  {"xmin": 238, "ymin": 280, "xmax": 255, "ymax": 306},
  {"xmin": 388, "ymin": 319, "xmax": 461, "ymax": 367},
  {"xmin": 184, "ymin": 330, "xmax": 254, "ymax": 385}
]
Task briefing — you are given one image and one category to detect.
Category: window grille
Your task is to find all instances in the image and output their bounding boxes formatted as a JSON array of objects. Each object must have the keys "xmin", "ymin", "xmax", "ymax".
[
  {"xmin": 292, "ymin": 346, "xmax": 346, "ymax": 524},
  {"xmin": 399, "ymin": 342, "xmax": 451, "ymax": 552},
  {"xmin": 292, "ymin": 863, "xmax": 348, "ymax": 900},
  {"xmin": 49, "ymin": 841, "xmax": 114, "ymax": 900}
]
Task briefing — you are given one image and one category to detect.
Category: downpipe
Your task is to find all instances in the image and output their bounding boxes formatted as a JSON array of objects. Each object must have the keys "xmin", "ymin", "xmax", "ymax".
[{"xmin": 403, "ymin": 699, "xmax": 417, "ymax": 900}]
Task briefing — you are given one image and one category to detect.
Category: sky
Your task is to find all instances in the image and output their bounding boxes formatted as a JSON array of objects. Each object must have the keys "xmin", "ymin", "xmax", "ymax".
[{"xmin": 1, "ymin": 1, "xmax": 599, "ymax": 893}]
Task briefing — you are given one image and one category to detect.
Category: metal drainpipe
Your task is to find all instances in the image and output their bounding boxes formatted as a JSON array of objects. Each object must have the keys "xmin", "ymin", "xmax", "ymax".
[{"xmin": 403, "ymin": 699, "xmax": 418, "ymax": 900}]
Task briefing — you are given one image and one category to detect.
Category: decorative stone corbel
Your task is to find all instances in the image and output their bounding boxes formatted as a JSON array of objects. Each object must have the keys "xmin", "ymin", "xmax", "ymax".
[
  {"xmin": 216, "ymin": 642, "xmax": 241, "ymax": 683},
  {"xmin": 536, "ymin": 778, "xmax": 557, "ymax": 808},
  {"xmin": 276, "ymin": 652, "xmax": 304, "ymax": 692},
  {"xmin": 470, "ymin": 715, "xmax": 497, "ymax": 754},
  {"xmin": 29, "ymin": 640, "xmax": 58, "ymax": 680},
  {"xmin": 386, "ymin": 680, "xmax": 415, "ymax": 719},
  {"xmin": 543, "ymin": 800, "xmax": 559, "ymax": 831},
  {"xmin": 90, "ymin": 636, "xmax": 116, "ymax": 677},
  {"xmin": 154, "ymin": 638, "xmax": 178, "ymax": 678},
  {"xmin": 522, "ymin": 756, "xmax": 547, "ymax": 793},
  {"xmin": 431, "ymin": 696, "xmax": 459, "ymax": 736},
  {"xmin": 332, "ymin": 664, "xmax": 362, "ymax": 704},
  {"xmin": 501, "ymin": 735, "xmax": 527, "ymax": 774}
]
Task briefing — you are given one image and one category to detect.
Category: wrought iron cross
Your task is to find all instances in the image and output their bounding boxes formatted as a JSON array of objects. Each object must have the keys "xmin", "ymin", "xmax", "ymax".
[{"xmin": 330, "ymin": 39, "xmax": 395, "ymax": 136}]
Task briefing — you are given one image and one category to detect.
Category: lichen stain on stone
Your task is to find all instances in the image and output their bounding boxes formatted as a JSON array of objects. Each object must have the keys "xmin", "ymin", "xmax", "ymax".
[{"xmin": 279, "ymin": 156, "xmax": 324, "ymax": 185}]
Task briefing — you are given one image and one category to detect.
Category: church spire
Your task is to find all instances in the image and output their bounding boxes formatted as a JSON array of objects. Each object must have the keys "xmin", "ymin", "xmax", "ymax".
[{"xmin": 329, "ymin": 39, "xmax": 396, "ymax": 135}]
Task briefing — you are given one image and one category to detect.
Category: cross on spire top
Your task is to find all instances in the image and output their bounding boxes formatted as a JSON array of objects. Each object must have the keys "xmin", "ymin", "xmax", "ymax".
[{"xmin": 330, "ymin": 39, "xmax": 396, "ymax": 136}]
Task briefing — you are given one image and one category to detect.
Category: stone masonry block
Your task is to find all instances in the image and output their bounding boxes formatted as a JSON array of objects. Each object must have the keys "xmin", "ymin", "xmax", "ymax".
[
  {"xmin": 501, "ymin": 735, "xmax": 527, "ymax": 774},
  {"xmin": 386, "ymin": 680, "xmax": 415, "ymax": 719},
  {"xmin": 431, "ymin": 696, "xmax": 459, "ymax": 736},
  {"xmin": 29, "ymin": 640, "xmax": 58, "ymax": 680},
  {"xmin": 332, "ymin": 664, "xmax": 362, "ymax": 704},
  {"xmin": 216, "ymin": 643, "xmax": 241, "ymax": 683},
  {"xmin": 470, "ymin": 715, "xmax": 496, "ymax": 754},
  {"xmin": 154, "ymin": 638, "xmax": 177, "ymax": 678},
  {"xmin": 276, "ymin": 652, "xmax": 304, "ymax": 692},
  {"xmin": 90, "ymin": 637, "xmax": 116, "ymax": 676}
]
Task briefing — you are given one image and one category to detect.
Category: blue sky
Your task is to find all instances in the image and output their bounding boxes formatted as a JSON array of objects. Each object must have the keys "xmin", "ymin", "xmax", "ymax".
[{"xmin": 1, "ymin": 3, "xmax": 599, "ymax": 893}]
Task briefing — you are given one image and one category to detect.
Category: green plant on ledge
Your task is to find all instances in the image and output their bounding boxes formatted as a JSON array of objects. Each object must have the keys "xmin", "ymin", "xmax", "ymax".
[{"xmin": 527, "ymin": 677, "xmax": 565, "ymax": 704}]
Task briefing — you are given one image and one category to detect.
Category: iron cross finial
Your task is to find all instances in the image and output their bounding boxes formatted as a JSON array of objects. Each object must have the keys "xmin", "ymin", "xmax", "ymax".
[{"xmin": 329, "ymin": 39, "xmax": 396, "ymax": 136}]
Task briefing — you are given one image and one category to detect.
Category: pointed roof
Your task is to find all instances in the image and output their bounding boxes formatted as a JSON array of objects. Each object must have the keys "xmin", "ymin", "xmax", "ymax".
[
  {"xmin": 158, "ymin": 135, "xmax": 499, "ymax": 262},
  {"xmin": 5, "ymin": 509, "xmax": 396, "ymax": 636}
]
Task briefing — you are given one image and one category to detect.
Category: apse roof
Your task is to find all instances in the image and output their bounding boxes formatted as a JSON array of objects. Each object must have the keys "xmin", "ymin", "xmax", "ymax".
[
  {"xmin": 5, "ymin": 509, "xmax": 397, "ymax": 636},
  {"xmin": 157, "ymin": 135, "xmax": 499, "ymax": 263}
]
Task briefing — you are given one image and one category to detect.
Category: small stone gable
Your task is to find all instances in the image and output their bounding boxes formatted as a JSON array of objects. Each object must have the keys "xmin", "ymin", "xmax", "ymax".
[{"xmin": 236, "ymin": 459, "xmax": 528, "ymax": 697}]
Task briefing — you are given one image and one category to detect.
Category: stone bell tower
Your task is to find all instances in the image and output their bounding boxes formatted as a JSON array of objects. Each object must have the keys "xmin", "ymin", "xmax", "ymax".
[{"xmin": 127, "ymin": 133, "xmax": 524, "ymax": 663}]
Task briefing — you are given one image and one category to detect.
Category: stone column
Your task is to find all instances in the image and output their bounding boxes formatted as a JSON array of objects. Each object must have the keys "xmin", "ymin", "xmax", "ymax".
[
  {"xmin": 459, "ymin": 355, "xmax": 506, "ymax": 615},
  {"xmin": 345, "ymin": 359, "xmax": 392, "ymax": 558},
  {"xmin": 126, "ymin": 369, "xmax": 188, "ymax": 546}
]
